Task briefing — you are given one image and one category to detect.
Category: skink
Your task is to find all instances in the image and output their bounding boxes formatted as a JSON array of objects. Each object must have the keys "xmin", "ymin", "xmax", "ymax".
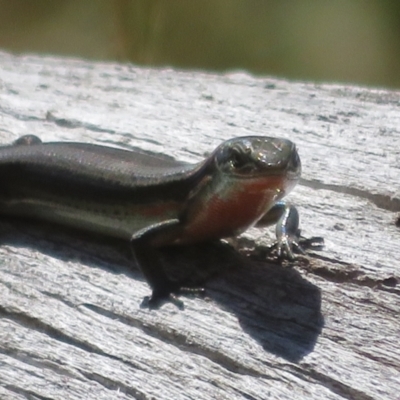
[{"xmin": 0, "ymin": 135, "xmax": 313, "ymax": 307}]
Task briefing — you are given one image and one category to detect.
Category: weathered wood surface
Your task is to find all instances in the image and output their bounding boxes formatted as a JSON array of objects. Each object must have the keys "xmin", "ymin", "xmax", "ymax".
[{"xmin": 0, "ymin": 51, "xmax": 399, "ymax": 400}]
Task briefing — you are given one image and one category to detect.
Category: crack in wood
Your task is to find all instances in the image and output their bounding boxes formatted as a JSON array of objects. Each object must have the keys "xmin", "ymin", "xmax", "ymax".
[
  {"xmin": 289, "ymin": 365, "xmax": 377, "ymax": 400},
  {"xmin": 3, "ymin": 384, "xmax": 53, "ymax": 400},
  {"xmin": 81, "ymin": 303, "xmax": 285, "ymax": 382},
  {"xmin": 0, "ymin": 305, "xmax": 146, "ymax": 371},
  {"xmin": 300, "ymin": 178, "xmax": 400, "ymax": 212},
  {"xmin": 299, "ymin": 255, "xmax": 399, "ymax": 294},
  {"xmin": 1, "ymin": 346, "xmax": 78, "ymax": 380},
  {"xmin": 78, "ymin": 370, "xmax": 147, "ymax": 400}
]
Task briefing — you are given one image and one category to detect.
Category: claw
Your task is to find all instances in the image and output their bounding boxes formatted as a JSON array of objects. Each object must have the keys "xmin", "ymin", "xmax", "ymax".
[
  {"xmin": 276, "ymin": 235, "xmax": 296, "ymax": 260},
  {"xmin": 142, "ymin": 292, "xmax": 185, "ymax": 310},
  {"xmin": 262, "ymin": 202, "xmax": 324, "ymax": 261},
  {"xmin": 141, "ymin": 285, "xmax": 206, "ymax": 310},
  {"xmin": 298, "ymin": 236, "xmax": 325, "ymax": 250},
  {"xmin": 275, "ymin": 230, "xmax": 324, "ymax": 261}
]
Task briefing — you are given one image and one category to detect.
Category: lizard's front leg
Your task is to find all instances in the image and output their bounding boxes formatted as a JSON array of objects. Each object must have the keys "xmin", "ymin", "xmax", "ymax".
[
  {"xmin": 131, "ymin": 220, "xmax": 204, "ymax": 309},
  {"xmin": 256, "ymin": 201, "xmax": 324, "ymax": 260}
]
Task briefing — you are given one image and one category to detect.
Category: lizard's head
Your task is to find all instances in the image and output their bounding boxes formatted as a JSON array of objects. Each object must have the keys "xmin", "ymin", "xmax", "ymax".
[
  {"xmin": 214, "ymin": 136, "xmax": 301, "ymax": 180},
  {"xmin": 181, "ymin": 137, "xmax": 302, "ymax": 241},
  {"xmin": 211, "ymin": 136, "xmax": 301, "ymax": 201}
]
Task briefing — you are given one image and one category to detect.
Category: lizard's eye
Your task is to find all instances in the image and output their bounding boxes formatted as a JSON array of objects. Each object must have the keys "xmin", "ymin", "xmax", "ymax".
[
  {"xmin": 229, "ymin": 146, "xmax": 252, "ymax": 171},
  {"xmin": 215, "ymin": 140, "xmax": 255, "ymax": 175},
  {"xmin": 229, "ymin": 147, "xmax": 245, "ymax": 169},
  {"xmin": 230, "ymin": 149, "xmax": 242, "ymax": 168}
]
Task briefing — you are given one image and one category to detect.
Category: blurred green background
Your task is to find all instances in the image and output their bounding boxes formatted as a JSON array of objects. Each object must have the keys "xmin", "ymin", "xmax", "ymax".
[{"xmin": 1, "ymin": 0, "xmax": 400, "ymax": 88}]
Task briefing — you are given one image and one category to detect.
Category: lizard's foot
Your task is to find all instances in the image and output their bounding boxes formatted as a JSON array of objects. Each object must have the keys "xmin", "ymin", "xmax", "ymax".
[
  {"xmin": 274, "ymin": 229, "xmax": 325, "ymax": 261},
  {"xmin": 141, "ymin": 283, "xmax": 206, "ymax": 310}
]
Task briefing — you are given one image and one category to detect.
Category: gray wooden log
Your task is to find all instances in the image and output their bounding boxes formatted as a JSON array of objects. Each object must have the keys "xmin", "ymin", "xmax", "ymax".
[{"xmin": 0, "ymin": 50, "xmax": 399, "ymax": 400}]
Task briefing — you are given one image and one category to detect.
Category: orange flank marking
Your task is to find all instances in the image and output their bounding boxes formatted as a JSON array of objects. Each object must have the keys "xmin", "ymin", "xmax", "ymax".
[{"xmin": 182, "ymin": 175, "xmax": 290, "ymax": 243}]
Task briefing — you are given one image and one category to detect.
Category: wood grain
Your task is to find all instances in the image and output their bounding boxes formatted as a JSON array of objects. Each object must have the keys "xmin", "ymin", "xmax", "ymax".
[{"xmin": 0, "ymin": 51, "xmax": 399, "ymax": 400}]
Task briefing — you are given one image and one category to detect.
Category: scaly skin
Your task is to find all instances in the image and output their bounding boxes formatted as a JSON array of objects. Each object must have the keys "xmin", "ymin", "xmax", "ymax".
[{"xmin": 0, "ymin": 135, "xmax": 310, "ymax": 308}]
